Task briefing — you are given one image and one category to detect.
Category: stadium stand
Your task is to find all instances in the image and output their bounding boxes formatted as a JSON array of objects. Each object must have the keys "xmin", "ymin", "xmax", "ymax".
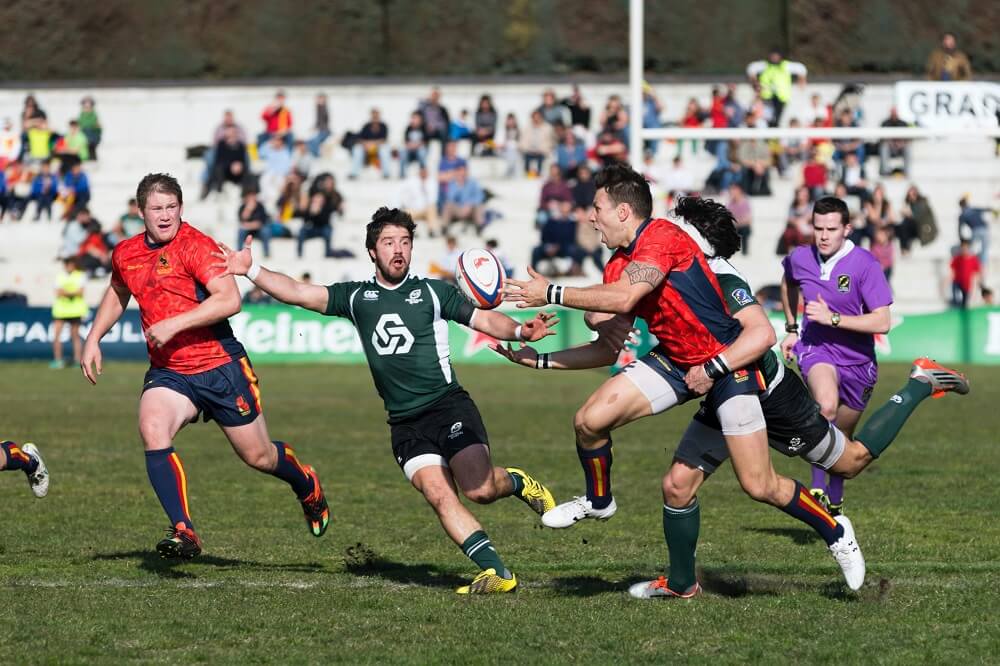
[{"xmin": 0, "ymin": 81, "xmax": 995, "ymax": 313}]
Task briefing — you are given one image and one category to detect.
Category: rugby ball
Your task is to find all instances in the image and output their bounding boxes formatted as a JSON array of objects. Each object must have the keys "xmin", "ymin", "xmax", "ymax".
[{"xmin": 456, "ymin": 248, "xmax": 505, "ymax": 309}]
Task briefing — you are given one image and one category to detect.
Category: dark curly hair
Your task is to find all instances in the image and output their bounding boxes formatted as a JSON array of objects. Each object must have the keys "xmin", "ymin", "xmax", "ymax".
[
  {"xmin": 673, "ymin": 195, "xmax": 741, "ymax": 259},
  {"xmin": 365, "ymin": 207, "xmax": 416, "ymax": 252}
]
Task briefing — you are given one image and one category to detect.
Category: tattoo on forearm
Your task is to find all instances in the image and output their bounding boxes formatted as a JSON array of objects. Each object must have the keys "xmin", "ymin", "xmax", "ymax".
[{"xmin": 624, "ymin": 262, "xmax": 664, "ymax": 288}]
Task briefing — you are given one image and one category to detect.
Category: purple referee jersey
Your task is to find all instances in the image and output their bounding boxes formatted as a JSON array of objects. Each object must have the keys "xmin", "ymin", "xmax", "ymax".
[{"xmin": 783, "ymin": 240, "xmax": 893, "ymax": 366}]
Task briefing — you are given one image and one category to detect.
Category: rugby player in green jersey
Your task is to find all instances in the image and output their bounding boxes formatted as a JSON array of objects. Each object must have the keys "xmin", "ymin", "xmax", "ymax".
[{"xmin": 214, "ymin": 207, "xmax": 558, "ymax": 594}]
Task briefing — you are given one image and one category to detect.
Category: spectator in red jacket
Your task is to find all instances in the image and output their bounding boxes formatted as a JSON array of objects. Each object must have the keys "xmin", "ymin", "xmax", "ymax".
[{"xmin": 259, "ymin": 90, "xmax": 293, "ymax": 148}]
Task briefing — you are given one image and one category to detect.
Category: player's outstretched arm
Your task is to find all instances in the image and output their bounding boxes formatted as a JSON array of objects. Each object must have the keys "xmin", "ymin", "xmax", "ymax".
[
  {"xmin": 213, "ymin": 235, "xmax": 328, "ymax": 312},
  {"xmin": 504, "ymin": 263, "xmax": 663, "ymax": 314},
  {"xmin": 470, "ymin": 308, "xmax": 559, "ymax": 342},
  {"xmin": 491, "ymin": 314, "xmax": 635, "ymax": 370},
  {"xmin": 81, "ymin": 282, "xmax": 131, "ymax": 384}
]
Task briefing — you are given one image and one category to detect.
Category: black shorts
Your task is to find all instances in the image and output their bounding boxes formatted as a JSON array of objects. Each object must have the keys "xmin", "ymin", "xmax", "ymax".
[
  {"xmin": 685, "ymin": 366, "xmax": 832, "ymax": 473},
  {"xmin": 389, "ymin": 389, "xmax": 489, "ymax": 480},
  {"xmin": 142, "ymin": 356, "xmax": 262, "ymax": 427}
]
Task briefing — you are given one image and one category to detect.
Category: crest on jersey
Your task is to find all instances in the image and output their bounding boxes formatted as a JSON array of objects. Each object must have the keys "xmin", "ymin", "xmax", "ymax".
[
  {"xmin": 363, "ymin": 290, "xmax": 379, "ymax": 300},
  {"xmin": 837, "ymin": 274, "xmax": 851, "ymax": 292},
  {"xmin": 156, "ymin": 252, "xmax": 172, "ymax": 275},
  {"xmin": 448, "ymin": 421, "xmax": 464, "ymax": 439},
  {"xmin": 405, "ymin": 288, "xmax": 423, "ymax": 305},
  {"xmin": 731, "ymin": 288, "xmax": 754, "ymax": 306}
]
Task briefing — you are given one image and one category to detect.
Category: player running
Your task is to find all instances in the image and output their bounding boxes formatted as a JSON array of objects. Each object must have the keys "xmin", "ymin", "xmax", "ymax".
[
  {"xmin": 1, "ymin": 439, "xmax": 49, "ymax": 498},
  {"xmin": 504, "ymin": 166, "xmax": 865, "ymax": 591},
  {"xmin": 782, "ymin": 196, "xmax": 893, "ymax": 515},
  {"xmin": 213, "ymin": 206, "xmax": 558, "ymax": 595},
  {"xmin": 80, "ymin": 173, "xmax": 329, "ymax": 560},
  {"xmin": 497, "ymin": 195, "xmax": 969, "ymax": 598}
]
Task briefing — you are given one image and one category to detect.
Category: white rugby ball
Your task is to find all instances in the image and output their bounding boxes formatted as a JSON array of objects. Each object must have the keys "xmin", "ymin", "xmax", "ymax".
[{"xmin": 456, "ymin": 248, "xmax": 505, "ymax": 309}]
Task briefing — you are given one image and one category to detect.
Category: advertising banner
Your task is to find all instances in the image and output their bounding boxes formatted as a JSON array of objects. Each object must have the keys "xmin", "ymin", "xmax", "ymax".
[
  {"xmin": 894, "ymin": 81, "xmax": 1000, "ymax": 129},
  {"xmin": 2, "ymin": 305, "xmax": 998, "ymax": 366}
]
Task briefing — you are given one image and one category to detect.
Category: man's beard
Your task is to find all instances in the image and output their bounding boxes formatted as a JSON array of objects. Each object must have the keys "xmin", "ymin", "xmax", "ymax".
[{"xmin": 376, "ymin": 256, "xmax": 409, "ymax": 284}]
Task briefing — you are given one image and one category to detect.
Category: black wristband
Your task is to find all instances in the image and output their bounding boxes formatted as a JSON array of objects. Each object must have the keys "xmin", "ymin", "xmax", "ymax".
[
  {"xmin": 785, "ymin": 322, "xmax": 799, "ymax": 334},
  {"xmin": 703, "ymin": 356, "xmax": 728, "ymax": 380},
  {"xmin": 535, "ymin": 352, "xmax": 551, "ymax": 369},
  {"xmin": 546, "ymin": 284, "xmax": 564, "ymax": 305}
]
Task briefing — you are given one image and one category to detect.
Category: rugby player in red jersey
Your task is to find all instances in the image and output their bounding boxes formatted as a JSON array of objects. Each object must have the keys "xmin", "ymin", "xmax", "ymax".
[
  {"xmin": 505, "ymin": 164, "xmax": 865, "ymax": 593},
  {"xmin": 80, "ymin": 173, "xmax": 329, "ymax": 559}
]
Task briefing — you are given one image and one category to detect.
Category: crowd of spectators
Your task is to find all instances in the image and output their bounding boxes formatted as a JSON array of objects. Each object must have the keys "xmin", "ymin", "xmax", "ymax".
[{"xmin": 0, "ymin": 95, "xmax": 100, "ymax": 226}]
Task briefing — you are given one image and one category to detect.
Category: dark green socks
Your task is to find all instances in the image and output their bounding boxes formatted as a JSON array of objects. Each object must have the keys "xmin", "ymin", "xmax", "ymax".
[
  {"xmin": 856, "ymin": 378, "xmax": 933, "ymax": 458},
  {"xmin": 663, "ymin": 500, "xmax": 700, "ymax": 593},
  {"xmin": 460, "ymin": 530, "xmax": 510, "ymax": 579}
]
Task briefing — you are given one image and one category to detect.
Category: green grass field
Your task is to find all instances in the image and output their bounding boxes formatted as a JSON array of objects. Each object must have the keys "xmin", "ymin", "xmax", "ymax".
[{"xmin": 1, "ymin": 360, "xmax": 998, "ymax": 664}]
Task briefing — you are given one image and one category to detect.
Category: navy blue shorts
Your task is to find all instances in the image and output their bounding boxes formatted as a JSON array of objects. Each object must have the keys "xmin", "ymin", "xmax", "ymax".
[
  {"xmin": 142, "ymin": 356, "xmax": 263, "ymax": 427},
  {"xmin": 623, "ymin": 346, "xmax": 765, "ymax": 415}
]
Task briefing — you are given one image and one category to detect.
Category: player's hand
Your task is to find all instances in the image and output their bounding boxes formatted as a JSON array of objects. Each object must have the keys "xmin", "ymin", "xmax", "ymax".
[
  {"xmin": 212, "ymin": 235, "xmax": 254, "ymax": 277},
  {"xmin": 503, "ymin": 266, "xmax": 550, "ymax": 309},
  {"xmin": 592, "ymin": 315, "xmax": 637, "ymax": 351},
  {"xmin": 780, "ymin": 333, "xmax": 798, "ymax": 361},
  {"xmin": 490, "ymin": 341, "xmax": 538, "ymax": 368},
  {"xmin": 804, "ymin": 294, "xmax": 833, "ymax": 326},
  {"xmin": 584, "ymin": 311, "xmax": 615, "ymax": 331},
  {"xmin": 520, "ymin": 311, "xmax": 560, "ymax": 342},
  {"xmin": 145, "ymin": 319, "xmax": 179, "ymax": 349},
  {"xmin": 80, "ymin": 342, "xmax": 102, "ymax": 385},
  {"xmin": 685, "ymin": 364, "xmax": 714, "ymax": 395}
]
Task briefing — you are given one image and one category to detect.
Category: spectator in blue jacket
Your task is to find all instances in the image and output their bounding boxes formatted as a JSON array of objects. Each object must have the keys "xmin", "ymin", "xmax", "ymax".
[
  {"xmin": 61, "ymin": 162, "xmax": 90, "ymax": 218},
  {"xmin": 441, "ymin": 164, "xmax": 486, "ymax": 233},
  {"xmin": 31, "ymin": 160, "xmax": 58, "ymax": 221}
]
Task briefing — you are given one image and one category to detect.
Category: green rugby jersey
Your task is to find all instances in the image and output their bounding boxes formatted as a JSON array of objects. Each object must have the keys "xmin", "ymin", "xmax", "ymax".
[
  {"xmin": 708, "ymin": 257, "xmax": 783, "ymax": 389},
  {"xmin": 325, "ymin": 274, "xmax": 476, "ymax": 421}
]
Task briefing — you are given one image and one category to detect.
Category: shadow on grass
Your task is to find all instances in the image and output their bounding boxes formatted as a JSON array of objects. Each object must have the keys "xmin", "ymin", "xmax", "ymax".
[
  {"xmin": 342, "ymin": 542, "xmax": 466, "ymax": 589},
  {"xmin": 746, "ymin": 526, "xmax": 822, "ymax": 546},
  {"xmin": 92, "ymin": 550, "xmax": 328, "ymax": 578},
  {"xmin": 549, "ymin": 575, "xmax": 647, "ymax": 597}
]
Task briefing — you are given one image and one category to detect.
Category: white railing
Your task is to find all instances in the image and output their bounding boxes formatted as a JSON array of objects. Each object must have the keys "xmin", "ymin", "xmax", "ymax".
[{"xmin": 641, "ymin": 126, "xmax": 1000, "ymax": 141}]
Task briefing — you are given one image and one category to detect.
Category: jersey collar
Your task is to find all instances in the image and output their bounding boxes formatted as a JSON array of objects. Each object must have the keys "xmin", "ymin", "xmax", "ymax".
[
  {"xmin": 374, "ymin": 272, "xmax": 412, "ymax": 290},
  {"xmin": 623, "ymin": 217, "xmax": 653, "ymax": 255},
  {"xmin": 814, "ymin": 239, "xmax": 855, "ymax": 280},
  {"xmin": 143, "ymin": 221, "xmax": 186, "ymax": 250}
]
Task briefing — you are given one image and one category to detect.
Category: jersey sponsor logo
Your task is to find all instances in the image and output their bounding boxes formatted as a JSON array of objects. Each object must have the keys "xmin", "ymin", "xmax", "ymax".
[
  {"xmin": 371, "ymin": 313, "xmax": 414, "ymax": 355},
  {"xmin": 788, "ymin": 436, "xmax": 803, "ymax": 451},
  {"xmin": 890, "ymin": 394, "xmax": 903, "ymax": 404},
  {"xmin": 731, "ymin": 287, "xmax": 754, "ymax": 306},
  {"xmin": 236, "ymin": 395, "xmax": 252, "ymax": 417},
  {"xmin": 405, "ymin": 288, "xmax": 423, "ymax": 305},
  {"xmin": 126, "ymin": 263, "xmax": 145, "ymax": 271},
  {"xmin": 156, "ymin": 253, "xmax": 172, "ymax": 276},
  {"xmin": 447, "ymin": 421, "xmax": 464, "ymax": 439},
  {"xmin": 733, "ymin": 369, "xmax": 749, "ymax": 383},
  {"xmin": 363, "ymin": 290, "xmax": 379, "ymax": 300},
  {"xmin": 837, "ymin": 274, "xmax": 851, "ymax": 292}
]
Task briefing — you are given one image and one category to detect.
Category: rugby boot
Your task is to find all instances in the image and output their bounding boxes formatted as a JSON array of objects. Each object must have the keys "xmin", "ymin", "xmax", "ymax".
[{"xmin": 909, "ymin": 357, "xmax": 969, "ymax": 398}]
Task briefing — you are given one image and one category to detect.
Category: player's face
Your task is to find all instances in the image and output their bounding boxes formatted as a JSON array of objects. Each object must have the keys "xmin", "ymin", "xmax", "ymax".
[
  {"xmin": 812, "ymin": 211, "xmax": 850, "ymax": 256},
  {"xmin": 590, "ymin": 188, "xmax": 627, "ymax": 249},
  {"xmin": 140, "ymin": 191, "xmax": 183, "ymax": 244},
  {"xmin": 371, "ymin": 225, "xmax": 413, "ymax": 285}
]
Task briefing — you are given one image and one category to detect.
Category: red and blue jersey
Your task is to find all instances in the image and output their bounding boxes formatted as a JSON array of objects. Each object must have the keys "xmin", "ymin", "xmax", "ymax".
[
  {"xmin": 111, "ymin": 222, "xmax": 245, "ymax": 374},
  {"xmin": 603, "ymin": 218, "xmax": 740, "ymax": 368}
]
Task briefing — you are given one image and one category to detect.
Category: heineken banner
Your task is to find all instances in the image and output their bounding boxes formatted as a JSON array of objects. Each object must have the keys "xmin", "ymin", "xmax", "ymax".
[{"xmin": 2, "ymin": 305, "xmax": 1000, "ymax": 365}]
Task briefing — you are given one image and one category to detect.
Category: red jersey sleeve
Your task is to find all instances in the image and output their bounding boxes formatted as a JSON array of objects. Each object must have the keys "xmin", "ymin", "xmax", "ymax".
[
  {"xmin": 183, "ymin": 230, "xmax": 227, "ymax": 287},
  {"xmin": 110, "ymin": 244, "xmax": 127, "ymax": 292}
]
